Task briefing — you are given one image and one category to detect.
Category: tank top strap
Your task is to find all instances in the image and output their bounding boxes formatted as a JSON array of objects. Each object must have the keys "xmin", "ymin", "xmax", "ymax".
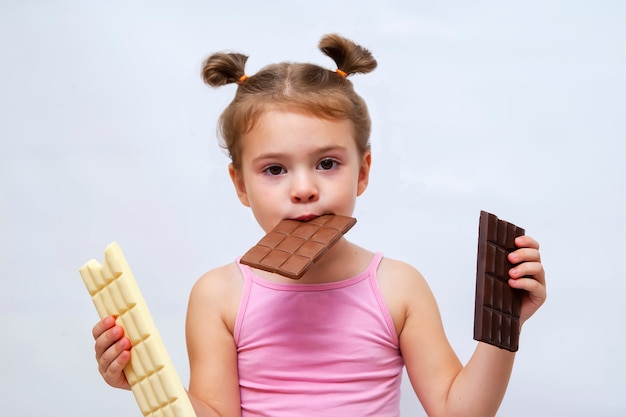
[
  {"xmin": 367, "ymin": 252, "xmax": 384, "ymax": 277},
  {"xmin": 366, "ymin": 252, "xmax": 398, "ymax": 341},
  {"xmin": 234, "ymin": 258, "xmax": 253, "ymax": 343}
]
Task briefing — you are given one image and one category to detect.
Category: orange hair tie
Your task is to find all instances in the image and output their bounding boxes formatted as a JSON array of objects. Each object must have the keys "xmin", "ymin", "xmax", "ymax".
[
  {"xmin": 335, "ymin": 69, "xmax": 347, "ymax": 78},
  {"xmin": 237, "ymin": 74, "xmax": 248, "ymax": 84}
]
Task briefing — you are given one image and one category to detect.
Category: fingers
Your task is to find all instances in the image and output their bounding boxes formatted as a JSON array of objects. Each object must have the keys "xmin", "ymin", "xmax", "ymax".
[
  {"xmin": 509, "ymin": 235, "xmax": 544, "ymax": 284},
  {"xmin": 510, "ymin": 235, "xmax": 541, "ymax": 265},
  {"xmin": 509, "ymin": 248, "xmax": 541, "ymax": 265},
  {"xmin": 509, "ymin": 258, "xmax": 544, "ymax": 282},
  {"xmin": 93, "ymin": 316, "xmax": 121, "ymax": 359},
  {"xmin": 508, "ymin": 274, "xmax": 545, "ymax": 294},
  {"xmin": 100, "ymin": 338, "xmax": 132, "ymax": 388},
  {"xmin": 514, "ymin": 235, "xmax": 539, "ymax": 250},
  {"xmin": 92, "ymin": 315, "xmax": 115, "ymax": 340},
  {"xmin": 93, "ymin": 316, "xmax": 132, "ymax": 390},
  {"xmin": 509, "ymin": 262, "xmax": 546, "ymax": 306},
  {"xmin": 507, "ymin": 235, "xmax": 547, "ymax": 324}
]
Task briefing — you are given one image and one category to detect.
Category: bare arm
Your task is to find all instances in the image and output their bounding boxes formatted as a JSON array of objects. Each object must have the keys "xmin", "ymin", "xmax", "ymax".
[
  {"xmin": 386, "ymin": 236, "xmax": 546, "ymax": 417},
  {"xmin": 185, "ymin": 263, "xmax": 243, "ymax": 417}
]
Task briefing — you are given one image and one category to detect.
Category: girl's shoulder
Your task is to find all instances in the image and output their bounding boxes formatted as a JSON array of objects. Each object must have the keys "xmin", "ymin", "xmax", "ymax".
[
  {"xmin": 377, "ymin": 256, "xmax": 439, "ymax": 335},
  {"xmin": 188, "ymin": 261, "xmax": 243, "ymax": 332},
  {"xmin": 191, "ymin": 261, "xmax": 243, "ymax": 296},
  {"xmin": 378, "ymin": 256, "xmax": 429, "ymax": 289}
]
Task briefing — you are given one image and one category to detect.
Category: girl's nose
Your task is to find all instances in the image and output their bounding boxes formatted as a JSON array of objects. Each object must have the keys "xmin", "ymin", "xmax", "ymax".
[{"xmin": 290, "ymin": 173, "xmax": 319, "ymax": 203}]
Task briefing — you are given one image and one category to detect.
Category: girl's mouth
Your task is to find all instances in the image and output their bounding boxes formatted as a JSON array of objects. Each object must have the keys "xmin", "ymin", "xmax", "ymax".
[{"xmin": 292, "ymin": 214, "xmax": 323, "ymax": 222}]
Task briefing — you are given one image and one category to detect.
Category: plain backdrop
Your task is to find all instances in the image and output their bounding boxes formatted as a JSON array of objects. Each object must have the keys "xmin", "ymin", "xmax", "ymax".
[{"xmin": 1, "ymin": 1, "xmax": 625, "ymax": 416}]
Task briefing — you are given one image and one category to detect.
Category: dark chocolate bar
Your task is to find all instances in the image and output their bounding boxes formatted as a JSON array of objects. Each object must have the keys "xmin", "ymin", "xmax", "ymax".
[
  {"xmin": 474, "ymin": 211, "xmax": 525, "ymax": 352},
  {"xmin": 240, "ymin": 214, "xmax": 357, "ymax": 279}
]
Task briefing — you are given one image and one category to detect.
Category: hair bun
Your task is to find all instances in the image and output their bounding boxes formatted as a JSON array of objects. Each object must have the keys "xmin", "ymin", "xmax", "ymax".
[
  {"xmin": 319, "ymin": 34, "xmax": 377, "ymax": 77},
  {"xmin": 202, "ymin": 52, "xmax": 249, "ymax": 87}
]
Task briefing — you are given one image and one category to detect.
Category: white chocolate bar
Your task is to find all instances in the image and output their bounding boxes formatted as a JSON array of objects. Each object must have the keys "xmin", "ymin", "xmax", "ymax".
[{"xmin": 80, "ymin": 242, "xmax": 196, "ymax": 417}]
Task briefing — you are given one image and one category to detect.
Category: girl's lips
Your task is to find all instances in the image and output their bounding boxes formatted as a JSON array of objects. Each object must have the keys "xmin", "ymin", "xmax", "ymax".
[{"xmin": 292, "ymin": 214, "xmax": 322, "ymax": 222}]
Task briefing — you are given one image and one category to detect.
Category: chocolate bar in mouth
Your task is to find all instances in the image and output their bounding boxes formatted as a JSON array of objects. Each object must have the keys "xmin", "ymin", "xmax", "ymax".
[
  {"xmin": 239, "ymin": 214, "xmax": 357, "ymax": 279},
  {"xmin": 474, "ymin": 211, "xmax": 525, "ymax": 352}
]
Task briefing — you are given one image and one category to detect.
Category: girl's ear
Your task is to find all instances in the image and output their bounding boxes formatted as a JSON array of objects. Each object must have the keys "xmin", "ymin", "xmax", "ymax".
[
  {"xmin": 228, "ymin": 164, "xmax": 250, "ymax": 207},
  {"xmin": 356, "ymin": 151, "xmax": 372, "ymax": 196}
]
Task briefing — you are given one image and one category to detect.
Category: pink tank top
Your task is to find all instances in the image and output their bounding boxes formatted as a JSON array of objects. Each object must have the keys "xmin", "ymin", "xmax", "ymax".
[{"xmin": 234, "ymin": 253, "xmax": 404, "ymax": 417}]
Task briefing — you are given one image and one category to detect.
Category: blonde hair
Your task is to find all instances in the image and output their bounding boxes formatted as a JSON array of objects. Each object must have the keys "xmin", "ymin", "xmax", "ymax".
[{"xmin": 201, "ymin": 34, "xmax": 377, "ymax": 169}]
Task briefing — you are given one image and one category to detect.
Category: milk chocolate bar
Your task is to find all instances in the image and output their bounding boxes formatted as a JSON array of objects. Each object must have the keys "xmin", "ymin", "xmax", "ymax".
[
  {"xmin": 240, "ymin": 214, "xmax": 357, "ymax": 279},
  {"xmin": 474, "ymin": 211, "xmax": 525, "ymax": 352},
  {"xmin": 79, "ymin": 242, "xmax": 197, "ymax": 417}
]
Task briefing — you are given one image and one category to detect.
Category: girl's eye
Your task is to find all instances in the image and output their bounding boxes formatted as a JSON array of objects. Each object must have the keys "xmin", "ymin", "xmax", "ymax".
[
  {"xmin": 317, "ymin": 158, "xmax": 338, "ymax": 171},
  {"xmin": 264, "ymin": 165, "xmax": 285, "ymax": 176}
]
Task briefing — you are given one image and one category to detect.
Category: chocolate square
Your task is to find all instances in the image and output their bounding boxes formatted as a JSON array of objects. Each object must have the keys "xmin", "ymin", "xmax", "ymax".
[{"xmin": 239, "ymin": 214, "xmax": 356, "ymax": 279}]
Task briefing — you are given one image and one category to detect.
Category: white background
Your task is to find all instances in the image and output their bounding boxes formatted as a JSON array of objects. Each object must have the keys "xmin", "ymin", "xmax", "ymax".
[{"xmin": 1, "ymin": 1, "xmax": 624, "ymax": 416}]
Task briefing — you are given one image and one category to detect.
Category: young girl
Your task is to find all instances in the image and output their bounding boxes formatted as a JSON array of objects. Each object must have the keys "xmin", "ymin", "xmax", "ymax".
[{"xmin": 92, "ymin": 34, "xmax": 547, "ymax": 417}]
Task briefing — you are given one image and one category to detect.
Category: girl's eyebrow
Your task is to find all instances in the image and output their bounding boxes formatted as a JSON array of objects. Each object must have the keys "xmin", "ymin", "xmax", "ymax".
[
  {"xmin": 316, "ymin": 144, "xmax": 349, "ymax": 154},
  {"xmin": 253, "ymin": 145, "xmax": 349, "ymax": 162}
]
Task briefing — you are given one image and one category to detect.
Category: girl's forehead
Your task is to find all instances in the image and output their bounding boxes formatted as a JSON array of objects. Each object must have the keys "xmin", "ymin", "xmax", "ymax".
[
  {"xmin": 238, "ymin": 112, "xmax": 358, "ymax": 158},
  {"xmin": 252, "ymin": 109, "xmax": 355, "ymax": 134},
  {"xmin": 246, "ymin": 111, "xmax": 355, "ymax": 141}
]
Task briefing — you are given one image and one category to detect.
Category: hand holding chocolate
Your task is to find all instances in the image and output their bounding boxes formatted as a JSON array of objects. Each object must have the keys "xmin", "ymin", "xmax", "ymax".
[
  {"xmin": 474, "ymin": 211, "xmax": 526, "ymax": 352},
  {"xmin": 79, "ymin": 243, "xmax": 197, "ymax": 417}
]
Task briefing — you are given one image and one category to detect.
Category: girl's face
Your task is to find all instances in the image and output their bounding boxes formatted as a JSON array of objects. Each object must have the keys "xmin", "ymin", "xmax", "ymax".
[{"xmin": 229, "ymin": 110, "xmax": 371, "ymax": 233}]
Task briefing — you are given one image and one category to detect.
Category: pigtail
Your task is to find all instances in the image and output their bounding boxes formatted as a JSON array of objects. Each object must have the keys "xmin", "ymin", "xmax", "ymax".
[
  {"xmin": 201, "ymin": 34, "xmax": 375, "ymax": 167},
  {"xmin": 319, "ymin": 34, "xmax": 377, "ymax": 77},
  {"xmin": 201, "ymin": 52, "xmax": 249, "ymax": 87}
]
